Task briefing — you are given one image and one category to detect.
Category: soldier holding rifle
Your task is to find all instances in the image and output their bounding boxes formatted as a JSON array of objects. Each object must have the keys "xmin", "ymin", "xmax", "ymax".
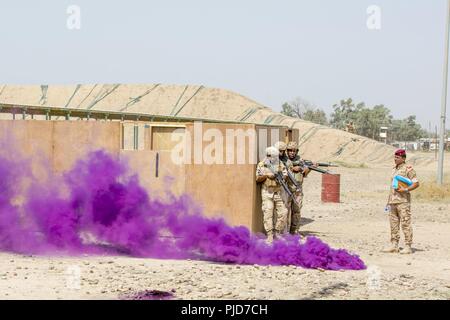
[{"xmin": 255, "ymin": 146, "xmax": 289, "ymax": 244}]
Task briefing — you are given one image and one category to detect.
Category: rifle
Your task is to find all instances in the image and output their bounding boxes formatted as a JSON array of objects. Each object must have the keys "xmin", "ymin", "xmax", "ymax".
[
  {"xmin": 300, "ymin": 160, "xmax": 339, "ymax": 174},
  {"xmin": 264, "ymin": 161, "xmax": 302, "ymax": 208},
  {"xmin": 280, "ymin": 160, "xmax": 302, "ymax": 192},
  {"xmin": 303, "ymin": 160, "xmax": 338, "ymax": 168}
]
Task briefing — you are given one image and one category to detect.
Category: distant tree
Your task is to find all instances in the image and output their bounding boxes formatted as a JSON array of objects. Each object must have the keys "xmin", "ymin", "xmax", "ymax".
[
  {"xmin": 281, "ymin": 102, "xmax": 297, "ymax": 118},
  {"xmin": 281, "ymin": 97, "xmax": 313, "ymax": 118},
  {"xmin": 329, "ymin": 98, "xmax": 428, "ymax": 142},
  {"xmin": 355, "ymin": 105, "xmax": 393, "ymax": 139},
  {"xmin": 405, "ymin": 115, "xmax": 427, "ymax": 141},
  {"xmin": 285, "ymin": 96, "xmax": 427, "ymax": 142},
  {"xmin": 329, "ymin": 98, "xmax": 365, "ymax": 130},
  {"xmin": 302, "ymin": 108, "xmax": 328, "ymax": 125},
  {"xmin": 281, "ymin": 97, "xmax": 328, "ymax": 125},
  {"xmin": 389, "ymin": 119, "xmax": 404, "ymax": 142},
  {"xmin": 389, "ymin": 115, "xmax": 426, "ymax": 142}
]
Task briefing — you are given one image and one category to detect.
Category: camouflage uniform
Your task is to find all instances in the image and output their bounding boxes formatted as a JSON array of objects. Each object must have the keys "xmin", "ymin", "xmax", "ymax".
[
  {"xmin": 275, "ymin": 141, "xmax": 289, "ymax": 163},
  {"xmin": 256, "ymin": 159, "xmax": 289, "ymax": 241},
  {"xmin": 387, "ymin": 163, "xmax": 419, "ymax": 246},
  {"xmin": 285, "ymin": 154, "xmax": 304, "ymax": 234},
  {"xmin": 346, "ymin": 122, "xmax": 356, "ymax": 134}
]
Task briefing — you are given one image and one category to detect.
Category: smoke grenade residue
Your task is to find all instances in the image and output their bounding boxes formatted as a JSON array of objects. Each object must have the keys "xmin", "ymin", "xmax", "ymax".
[{"xmin": 0, "ymin": 148, "xmax": 365, "ymax": 270}]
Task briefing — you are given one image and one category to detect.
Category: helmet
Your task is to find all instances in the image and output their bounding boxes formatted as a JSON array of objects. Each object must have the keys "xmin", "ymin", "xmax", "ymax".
[
  {"xmin": 265, "ymin": 146, "xmax": 279, "ymax": 158},
  {"xmin": 287, "ymin": 141, "xmax": 298, "ymax": 150},
  {"xmin": 274, "ymin": 141, "xmax": 287, "ymax": 151}
]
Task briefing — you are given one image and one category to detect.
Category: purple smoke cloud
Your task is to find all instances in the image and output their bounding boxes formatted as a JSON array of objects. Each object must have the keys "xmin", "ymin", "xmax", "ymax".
[{"xmin": 0, "ymin": 148, "xmax": 365, "ymax": 270}]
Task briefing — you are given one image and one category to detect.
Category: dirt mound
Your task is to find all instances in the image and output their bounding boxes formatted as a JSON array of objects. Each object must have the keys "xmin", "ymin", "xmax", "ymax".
[{"xmin": 0, "ymin": 84, "xmax": 433, "ymax": 167}]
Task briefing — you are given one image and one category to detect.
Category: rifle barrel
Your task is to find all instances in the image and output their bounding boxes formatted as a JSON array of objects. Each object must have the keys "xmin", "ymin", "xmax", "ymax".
[
  {"xmin": 304, "ymin": 160, "xmax": 339, "ymax": 167},
  {"xmin": 317, "ymin": 162, "xmax": 338, "ymax": 167},
  {"xmin": 265, "ymin": 163, "xmax": 301, "ymax": 208},
  {"xmin": 306, "ymin": 165, "xmax": 330, "ymax": 174}
]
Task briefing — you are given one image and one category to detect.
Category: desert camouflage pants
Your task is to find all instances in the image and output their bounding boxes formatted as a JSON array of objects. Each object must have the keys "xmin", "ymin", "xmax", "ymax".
[
  {"xmin": 389, "ymin": 203, "xmax": 413, "ymax": 245},
  {"xmin": 261, "ymin": 188, "xmax": 288, "ymax": 234},
  {"xmin": 287, "ymin": 191, "xmax": 303, "ymax": 234}
]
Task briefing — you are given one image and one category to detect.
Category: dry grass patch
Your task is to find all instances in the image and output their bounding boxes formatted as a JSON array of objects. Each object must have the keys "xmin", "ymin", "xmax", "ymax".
[{"xmin": 415, "ymin": 175, "xmax": 450, "ymax": 202}]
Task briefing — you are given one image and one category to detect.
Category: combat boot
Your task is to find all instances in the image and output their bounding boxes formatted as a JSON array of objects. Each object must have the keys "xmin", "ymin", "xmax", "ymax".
[
  {"xmin": 400, "ymin": 245, "xmax": 413, "ymax": 254},
  {"xmin": 381, "ymin": 242, "xmax": 399, "ymax": 253},
  {"xmin": 274, "ymin": 230, "xmax": 285, "ymax": 240},
  {"xmin": 265, "ymin": 231, "xmax": 274, "ymax": 244}
]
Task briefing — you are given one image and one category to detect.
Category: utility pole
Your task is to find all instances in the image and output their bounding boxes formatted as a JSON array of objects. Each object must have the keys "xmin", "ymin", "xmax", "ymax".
[
  {"xmin": 435, "ymin": 125, "xmax": 438, "ymax": 161},
  {"xmin": 438, "ymin": 0, "xmax": 450, "ymax": 185}
]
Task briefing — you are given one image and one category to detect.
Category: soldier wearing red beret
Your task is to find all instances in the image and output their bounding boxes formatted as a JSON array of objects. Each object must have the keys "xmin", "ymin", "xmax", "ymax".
[{"xmin": 382, "ymin": 149, "xmax": 420, "ymax": 254}]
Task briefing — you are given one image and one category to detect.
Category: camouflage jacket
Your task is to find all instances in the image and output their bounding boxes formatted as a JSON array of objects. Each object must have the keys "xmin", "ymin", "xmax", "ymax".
[
  {"xmin": 388, "ymin": 162, "xmax": 419, "ymax": 205},
  {"xmin": 256, "ymin": 159, "xmax": 288, "ymax": 192},
  {"xmin": 284, "ymin": 156, "xmax": 305, "ymax": 192}
]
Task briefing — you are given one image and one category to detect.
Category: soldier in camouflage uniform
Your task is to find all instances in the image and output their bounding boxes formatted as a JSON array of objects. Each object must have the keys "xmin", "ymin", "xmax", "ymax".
[
  {"xmin": 382, "ymin": 149, "xmax": 419, "ymax": 254},
  {"xmin": 256, "ymin": 146, "xmax": 289, "ymax": 244},
  {"xmin": 346, "ymin": 121, "xmax": 356, "ymax": 134},
  {"xmin": 274, "ymin": 141, "xmax": 288, "ymax": 164},
  {"xmin": 285, "ymin": 141, "xmax": 311, "ymax": 234}
]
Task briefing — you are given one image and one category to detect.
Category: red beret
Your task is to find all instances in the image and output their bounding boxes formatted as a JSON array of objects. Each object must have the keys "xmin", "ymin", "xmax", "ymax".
[{"xmin": 395, "ymin": 149, "xmax": 406, "ymax": 157}]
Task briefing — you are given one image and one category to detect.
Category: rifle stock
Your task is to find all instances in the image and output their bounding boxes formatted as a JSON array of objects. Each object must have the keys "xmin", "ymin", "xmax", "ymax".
[{"xmin": 305, "ymin": 165, "xmax": 330, "ymax": 174}]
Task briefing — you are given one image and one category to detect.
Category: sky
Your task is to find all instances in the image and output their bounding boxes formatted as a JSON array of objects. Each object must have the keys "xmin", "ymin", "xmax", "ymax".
[{"xmin": 0, "ymin": 0, "xmax": 447, "ymax": 130}]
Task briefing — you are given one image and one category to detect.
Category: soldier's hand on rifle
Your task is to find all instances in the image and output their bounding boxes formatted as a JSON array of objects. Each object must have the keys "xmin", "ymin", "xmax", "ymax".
[
  {"xmin": 266, "ymin": 172, "xmax": 275, "ymax": 179},
  {"xmin": 292, "ymin": 166, "xmax": 302, "ymax": 173},
  {"xmin": 303, "ymin": 167, "xmax": 311, "ymax": 176}
]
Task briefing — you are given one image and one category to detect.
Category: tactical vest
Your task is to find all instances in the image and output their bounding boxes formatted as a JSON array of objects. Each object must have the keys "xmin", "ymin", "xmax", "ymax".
[
  {"xmin": 285, "ymin": 156, "xmax": 304, "ymax": 185},
  {"xmin": 388, "ymin": 163, "xmax": 416, "ymax": 204},
  {"xmin": 260, "ymin": 161, "xmax": 284, "ymax": 189}
]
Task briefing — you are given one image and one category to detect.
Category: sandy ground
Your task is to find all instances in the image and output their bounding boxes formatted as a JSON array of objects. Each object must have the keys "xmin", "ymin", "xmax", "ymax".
[{"xmin": 0, "ymin": 158, "xmax": 449, "ymax": 300}]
